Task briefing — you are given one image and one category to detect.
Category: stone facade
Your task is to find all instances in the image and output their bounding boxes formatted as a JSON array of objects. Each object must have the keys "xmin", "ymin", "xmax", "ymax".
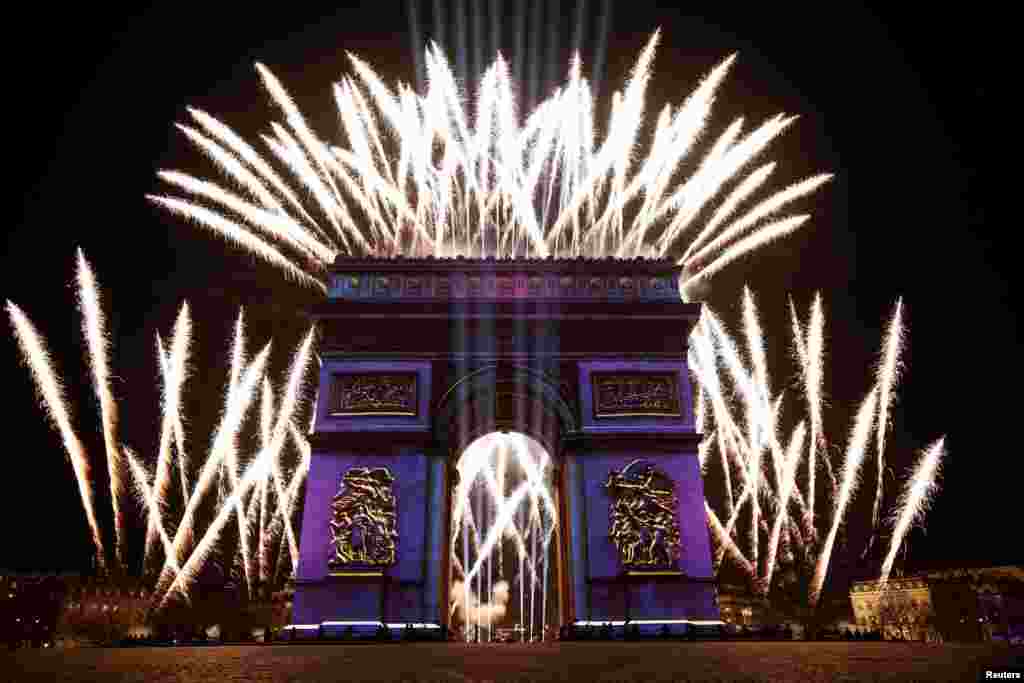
[
  {"xmin": 850, "ymin": 566, "xmax": 1024, "ymax": 642},
  {"xmin": 292, "ymin": 257, "xmax": 720, "ymax": 634}
]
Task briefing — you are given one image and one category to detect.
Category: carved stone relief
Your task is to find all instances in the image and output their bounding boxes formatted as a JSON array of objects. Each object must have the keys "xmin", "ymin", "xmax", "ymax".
[
  {"xmin": 604, "ymin": 459, "xmax": 681, "ymax": 569},
  {"xmin": 328, "ymin": 467, "xmax": 398, "ymax": 568},
  {"xmin": 592, "ymin": 373, "xmax": 681, "ymax": 418},
  {"xmin": 329, "ymin": 373, "xmax": 417, "ymax": 416}
]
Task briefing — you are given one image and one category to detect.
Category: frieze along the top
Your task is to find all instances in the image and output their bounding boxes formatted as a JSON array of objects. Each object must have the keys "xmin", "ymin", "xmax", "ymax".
[{"xmin": 327, "ymin": 257, "xmax": 683, "ymax": 302}]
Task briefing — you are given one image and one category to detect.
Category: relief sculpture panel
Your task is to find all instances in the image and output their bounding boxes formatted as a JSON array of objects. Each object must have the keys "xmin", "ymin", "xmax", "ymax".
[
  {"xmin": 604, "ymin": 460, "xmax": 681, "ymax": 569},
  {"xmin": 592, "ymin": 373, "xmax": 681, "ymax": 418},
  {"xmin": 329, "ymin": 373, "xmax": 417, "ymax": 416},
  {"xmin": 328, "ymin": 467, "xmax": 398, "ymax": 569}
]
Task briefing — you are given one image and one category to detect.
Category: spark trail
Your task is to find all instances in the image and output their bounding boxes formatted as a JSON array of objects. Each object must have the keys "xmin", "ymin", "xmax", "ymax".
[
  {"xmin": 75, "ymin": 251, "xmax": 127, "ymax": 569},
  {"xmin": 145, "ymin": 304, "xmax": 191, "ymax": 571},
  {"xmin": 809, "ymin": 387, "xmax": 877, "ymax": 606},
  {"xmin": 154, "ymin": 33, "xmax": 830, "ymax": 295},
  {"xmin": 9, "ymin": 252, "xmax": 318, "ymax": 604},
  {"xmin": 694, "ymin": 294, "xmax": 944, "ymax": 606},
  {"xmin": 870, "ymin": 298, "xmax": 905, "ymax": 539},
  {"xmin": 6, "ymin": 301, "xmax": 107, "ymax": 571},
  {"xmin": 879, "ymin": 437, "xmax": 945, "ymax": 585}
]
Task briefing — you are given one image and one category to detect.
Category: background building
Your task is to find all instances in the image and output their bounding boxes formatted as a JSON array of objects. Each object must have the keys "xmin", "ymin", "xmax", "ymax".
[{"xmin": 850, "ymin": 565, "xmax": 1024, "ymax": 642}]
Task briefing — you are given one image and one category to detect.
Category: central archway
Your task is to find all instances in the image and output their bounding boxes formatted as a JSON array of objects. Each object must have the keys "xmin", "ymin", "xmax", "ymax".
[{"xmin": 449, "ymin": 431, "xmax": 561, "ymax": 643}]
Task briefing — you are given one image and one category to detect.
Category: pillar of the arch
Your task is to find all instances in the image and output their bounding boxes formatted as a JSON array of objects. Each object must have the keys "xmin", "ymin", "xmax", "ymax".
[
  {"xmin": 563, "ymin": 360, "xmax": 720, "ymax": 628},
  {"xmin": 291, "ymin": 360, "xmax": 446, "ymax": 631}
]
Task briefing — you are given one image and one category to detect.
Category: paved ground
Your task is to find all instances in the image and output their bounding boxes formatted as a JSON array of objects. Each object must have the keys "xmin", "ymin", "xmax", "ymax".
[{"xmin": 4, "ymin": 642, "xmax": 1023, "ymax": 682}]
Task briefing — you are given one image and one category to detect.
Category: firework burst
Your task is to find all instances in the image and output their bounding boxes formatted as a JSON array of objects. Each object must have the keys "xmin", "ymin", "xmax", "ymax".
[
  {"xmin": 694, "ymin": 295, "xmax": 946, "ymax": 607},
  {"xmin": 8, "ymin": 251, "xmax": 316, "ymax": 608},
  {"xmin": 151, "ymin": 32, "xmax": 830, "ymax": 297}
]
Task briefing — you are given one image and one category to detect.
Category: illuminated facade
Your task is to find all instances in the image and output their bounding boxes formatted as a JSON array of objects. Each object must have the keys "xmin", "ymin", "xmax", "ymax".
[
  {"xmin": 290, "ymin": 257, "xmax": 721, "ymax": 639},
  {"xmin": 850, "ymin": 566, "xmax": 1024, "ymax": 642}
]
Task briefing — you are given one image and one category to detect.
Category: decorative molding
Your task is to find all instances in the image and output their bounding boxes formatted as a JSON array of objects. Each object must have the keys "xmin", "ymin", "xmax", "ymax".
[
  {"xmin": 605, "ymin": 460, "xmax": 682, "ymax": 570},
  {"xmin": 561, "ymin": 431, "xmax": 703, "ymax": 452},
  {"xmin": 329, "ymin": 373, "xmax": 418, "ymax": 417},
  {"xmin": 328, "ymin": 467, "xmax": 398, "ymax": 570},
  {"xmin": 591, "ymin": 372, "xmax": 681, "ymax": 418},
  {"xmin": 327, "ymin": 258, "xmax": 683, "ymax": 303},
  {"xmin": 309, "ymin": 430, "xmax": 436, "ymax": 452}
]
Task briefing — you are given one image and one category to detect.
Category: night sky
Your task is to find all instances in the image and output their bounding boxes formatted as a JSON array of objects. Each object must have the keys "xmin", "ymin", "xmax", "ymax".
[{"xmin": 1, "ymin": 2, "xmax": 1015, "ymax": 590}]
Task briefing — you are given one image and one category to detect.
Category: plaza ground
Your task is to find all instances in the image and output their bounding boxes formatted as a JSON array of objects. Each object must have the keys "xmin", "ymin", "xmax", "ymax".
[{"xmin": 4, "ymin": 641, "xmax": 1023, "ymax": 682}]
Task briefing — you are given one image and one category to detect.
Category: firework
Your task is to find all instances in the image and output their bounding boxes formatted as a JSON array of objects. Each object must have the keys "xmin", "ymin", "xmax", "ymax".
[
  {"xmin": 159, "ymin": 451, "xmax": 272, "ymax": 606},
  {"xmin": 695, "ymin": 293, "xmax": 944, "ymax": 608},
  {"xmin": 125, "ymin": 447, "xmax": 178, "ymax": 574},
  {"xmin": 152, "ymin": 33, "xmax": 829, "ymax": 292},
  {"xmin": 152, "ymin": 343, "xmax": 272, "ymax": 598},
  {"xmin": 871, "ymin": 298, "xmax": 905, "ymax": 536},
  {"xmin": 6, "ymin": 301, "xmax": 107, "ymax": 570},
  {"xmin": 809, "ymin": 387, "xmax": 877, "ymax": 606},
  {"xmin": 145, "ymin": 305, "xmax": 191, "ymax": 571},
  {"xmin": 75, "ymin": 250, "xmax": 127, "ymax": 569},
  {"xmin": 879, "ymin": 437, "xmax": 945, "ymax": 586},
  {"xmin": 11, "ymin": 252, "xmax": 318, "ymax": 609},
  {"xmin": 451, "ymin": 432, "xmax": 557, "ymax": 641}
]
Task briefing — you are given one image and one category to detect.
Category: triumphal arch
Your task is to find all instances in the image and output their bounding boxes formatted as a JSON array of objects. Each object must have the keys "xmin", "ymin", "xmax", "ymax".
[{"xmin": 291, "ymin": 256, "xmax": 720, "ymax": 640}]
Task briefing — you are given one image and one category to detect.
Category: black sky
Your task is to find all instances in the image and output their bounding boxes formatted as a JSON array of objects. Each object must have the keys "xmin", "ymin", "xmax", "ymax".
[{"xmin": 1, "ymin": 2, "xmax": 1015, "ymax": 586}]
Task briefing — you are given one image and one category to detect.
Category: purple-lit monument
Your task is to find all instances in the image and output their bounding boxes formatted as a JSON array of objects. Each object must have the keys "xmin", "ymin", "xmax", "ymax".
[{"xmin": 290, "ymin": 256, "xmax": 720, "ymax": 640}]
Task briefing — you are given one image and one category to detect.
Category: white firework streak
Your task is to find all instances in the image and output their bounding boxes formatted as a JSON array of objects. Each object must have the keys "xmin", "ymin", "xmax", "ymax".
[
  {"xmin": 809, "ymin": 386, "xmax": 878, "ymax": 607},
  {"xmin": 174, "ymin": 121, "xmax": 287, "ymax": 220},
  {"xmin": 157, "ymin": 337, "xmax": 190, "ymax": 504},
  {"xmin": 742, "ymin": 285, "xmax": 770, "ymax": 433},
  {"xmin": 258, "ymin": 378, "xmax": 274, "ymax": 585},
  {"xmin": 6, "ymin": 301, "xmax": 107, "ymax": 570},
  {"xmin": 706, "ymin": 502, "xmax": 754, "ymax": 577},
  {"xmin": 145, "ymin": 305, "xmax": 191, "ymax": 569},
  {"xmin": 688, "ymin": 174, "xmax": 833, "ymax": 265},
  {"xmin": 260, "ymin": 328, "xmax": 317, "ymax": 572},
  {"xmin": 695, "ymin": 314, "xmax": 793, "ymax": 565},
  {"xmin": 276, "ymin": 420, "xmax": 313, "ymax": 574},
  {"xmin": 656, "ymin": 114, "xmax": 796, "ymax": 252},
  {"xmin": 619, "ymin": 54, "xmax": 738, "ymax": 255},
  {"xmin": 806, "ymin": 293, "xmax": 834, "ymax": 496},
  {"xmin": 463, "ymin": 482, "xmax": 532, "ymax": 586},
  {"xmin": 259, "ymin": 419, "xmax": 314, "ymax": 578},
  {"xmin": 871, "ymin": 298, "xmax": 905, "ymax": 536},
  {"xmin": 156, "ymin": 35, "xmax": 829, "ymax": 288},
  {"xmin": 741, "ymin": 286, "xmax": 768, "ymax": 573},
  {"xmin": 763, "ymin": 421, "xmax": 806, "ymax": 591},
  {"xmin": 654, "ymin": 116, "xmax": 747, "ymax": 254},
  {"xmin": 693, "ymin": 314, "xmax": 765, "ymax": 539},
  {"xmin": 75, "ymin": 249, "xmax": 126, "ymax": 569},
  {"xmin": 124, "ymin": 447, "xmax": 178, "ymax": 574},
  {"xmin": 879, "ymin": 437, "xmax": 945, "ymax": 586},
  {"xmin": 255, "ymin": 63, "xmax": 346, "ymax": 208},
  {"xmin": 681, "ymin": 215, "xmax": 811, "ymax": 292},
  {"xmin": 681, "ymin": 162, "xmax": 776, "ymax": 263},
  {"xmin": 716, "ymin": 428, "xmax": 735, "ymax": 519},
  {"xmin": 153, "ymin": 343, "xmax": 271, "ymax": 600},
  {"xmin": 159, "ymin": 448, "xmax": 273, "ymax": 607},
  {"xmin": 148, "ymin": 195, "xmax": 325, "ymax": 290},
  {"xmin": 787, "ymin": 295, "xmax": 814, "ymax": 533},
  {"xmin": 262, "ymin": 124, "xmax": 358, "ymax": 253},
  {"xmin": 450, "ymin": 434, "xmax": 551, "ymax": 597},
  {"xmin": 218, "ymin": 308, "xmax": 256, "ymax": 597},
  {"xmin": 186, "ymin": 107, "xmax": 319, "ymax": 226},
  {"xmin": 157, "ymin": 170, "xmax": 334, "ymax": 265}
]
